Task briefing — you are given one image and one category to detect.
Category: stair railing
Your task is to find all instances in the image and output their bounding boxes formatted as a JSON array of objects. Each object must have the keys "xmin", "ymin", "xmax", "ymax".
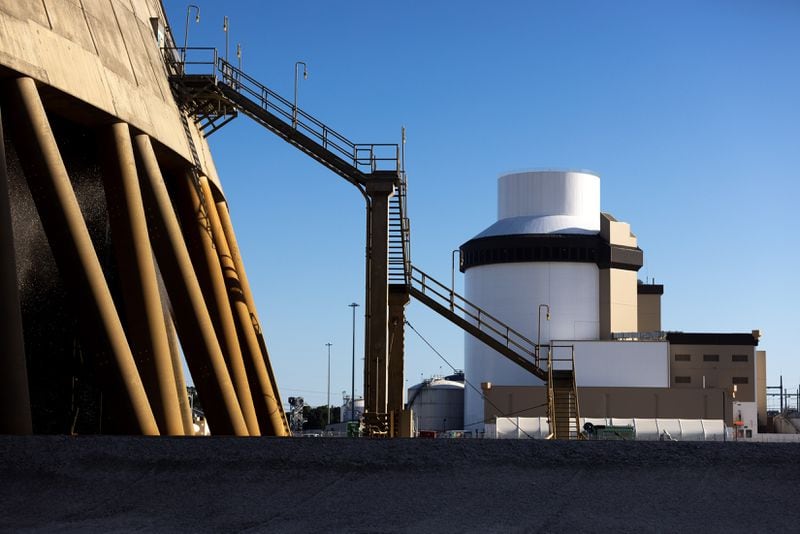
[{"xmin": 409, "ymin": 266, "xmax": 542, "ymax": 365}]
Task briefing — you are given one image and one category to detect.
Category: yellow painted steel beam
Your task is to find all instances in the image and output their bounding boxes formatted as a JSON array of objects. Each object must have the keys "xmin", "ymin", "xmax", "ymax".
[
  {"xmin": 133, "ymin": 133, "xmax": 248, "ymax": 436},
  {"xmin": 214, "ymin": 199, "xmax": 290, "ymax": 436},
  {"xmin": 0, "ymin": 105, "xmax": 33, "ymax": 435},
  {"xmin": 199, "ymin": 178, "xmax": 287, "ymax": 437},
  {"xmin": 173, "ymin": 170, "xmax": 260, "ymax": 436},
  {"xmin": 102, "ymin": 122, "xmax": 185, "ymax": 435},
  {"xmin": 7, "ymin": 77, "xmax": 158, "ymax": 435}
]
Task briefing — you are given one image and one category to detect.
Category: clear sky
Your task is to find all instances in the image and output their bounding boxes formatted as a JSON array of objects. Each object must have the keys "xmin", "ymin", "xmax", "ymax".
[{"xmin": 164, "ymin": 0, "xmax": 800, "ymax": 409}]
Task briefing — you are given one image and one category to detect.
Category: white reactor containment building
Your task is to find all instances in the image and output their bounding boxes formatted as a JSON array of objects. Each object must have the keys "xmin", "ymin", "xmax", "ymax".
[{"xmin": 459, "ymin": 170, "xmax": 645, "ymax": 431}]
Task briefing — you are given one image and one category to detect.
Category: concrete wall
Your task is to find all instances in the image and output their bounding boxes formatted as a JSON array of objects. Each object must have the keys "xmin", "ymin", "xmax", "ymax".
[
  {"xmin": 637, "ymin": 292, "xmax": 661, "ymax": 332},
  {"xmin": 757, "ymin": 350, "xmax": 767, "ymax": 426},
  {"xmin": 669, "ymin": 344, "xmax": 756, "ymax": 402},
  {"xmin": 567, "ymin": 340, "xmax": 669, "ymax": 388},
  {"xmin": 0, "ymin": 0, "xmax": 220, "ymax": 187},
  {"xmin": 598, "ymin": 213, "xmax": 639, "ymax": 338},
  {"xmin": 599, "ymin": 268, "xmax": 638, "ymax": 338}
]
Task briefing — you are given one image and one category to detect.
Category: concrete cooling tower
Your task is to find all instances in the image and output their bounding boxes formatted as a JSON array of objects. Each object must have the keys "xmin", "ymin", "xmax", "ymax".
[{"xmin": 0, "ymin": 1, "xmax": 287, "ymax": 436}]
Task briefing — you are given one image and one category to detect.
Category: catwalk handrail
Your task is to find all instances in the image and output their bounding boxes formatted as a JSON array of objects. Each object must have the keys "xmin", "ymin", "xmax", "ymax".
[
  {"xmin": 408, "ymin": 265, "xmax": 542, "ymax": 366},
  {"xmin": 166, "ymin": 47, "xmax": 399, "ymax": 174}
]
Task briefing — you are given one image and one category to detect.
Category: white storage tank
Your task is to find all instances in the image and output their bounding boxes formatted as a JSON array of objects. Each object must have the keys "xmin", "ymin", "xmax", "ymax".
[
  {"xmin": 460, "ymin": 170, "xmax": 602, "ymax": 431},
  {"xmin": 407, "ymin": 376, "xmax": 465, "ymax": 433}
]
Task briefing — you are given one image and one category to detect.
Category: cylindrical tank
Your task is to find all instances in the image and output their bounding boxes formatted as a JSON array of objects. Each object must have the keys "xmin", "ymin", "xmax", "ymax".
[
  {"xmin": 461, "ymin": 170, "xmax": 601, "ymax": 431},
  {"xmin": 407, "ymin": 377, "xmax": 464, "ymax": 433},
  {"xmin": 341, "ymin": 398, "xmax": 365, "ymax": 422}
]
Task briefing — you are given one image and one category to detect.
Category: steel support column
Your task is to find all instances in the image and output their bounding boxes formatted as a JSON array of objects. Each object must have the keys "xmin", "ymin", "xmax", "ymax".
[
  {"xmin": 0, "ymin": 106, "xmax": 33, "ymax": 435},
  {"xmin": 387, "ymin": 286, "xmax": 410, "ymax": 415},
  {"xmin": 363, "ymin": 176, "xmax": 395, "ymax": 420},
  {"xmin": 215, "ymin": 199, "xmax": 289, "ymax": 436},
  {"xmin": 174, "ymin": 171, "xmax": 260, "ymax": 436},
  {"xmin": 7, "ymin": 77, "xmax": 158, "ymax": 435},
  {"xmin": 133, "ymin": 132, "xmax": 248, "ymax": 436},
  {"xmin": 199, "ymin": 177, "xmax": 286, "ymax": 436},
  {"xmin": 102, "ymin": 122, "xmax": 184, "ymax": 435}
]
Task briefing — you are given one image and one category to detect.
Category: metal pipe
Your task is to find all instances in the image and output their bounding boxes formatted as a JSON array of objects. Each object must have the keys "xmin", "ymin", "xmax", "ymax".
[
  {"xmin": 102, "ymin": 122, "xmax": 185, "ymax": 435},
  {"xmin": 214, "ymin": 199, "xmax": 289, "ymax": 435},
  {"xmin": 7, "ymin": 77, "xmax": 158, "ymax": 435},
  {"xmin": 133, "ymin": 132, "xmax": 247, "ymax": 436},
  {"xmin": 0, "ymin": 105, "xmax": 33, "ymax": 435},
  {"xmin": 176, "ymin": 173, "xmax": 260, "ymax": 436},
  {"xmin": 199, "ymin": 176, "xmax": 284, "ymax": 436}
]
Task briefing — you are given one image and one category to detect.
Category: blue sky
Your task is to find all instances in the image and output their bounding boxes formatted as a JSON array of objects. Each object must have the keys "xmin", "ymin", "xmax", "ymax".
[{"xmin": 165, "ymin": 1, "xmax": 800, "ymax": 408}]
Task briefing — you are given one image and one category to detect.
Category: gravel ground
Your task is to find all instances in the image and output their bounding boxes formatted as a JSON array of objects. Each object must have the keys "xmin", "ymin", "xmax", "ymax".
[{"xmin": 0, "ymin": 436, "xmax": 797, "ymax": 533}]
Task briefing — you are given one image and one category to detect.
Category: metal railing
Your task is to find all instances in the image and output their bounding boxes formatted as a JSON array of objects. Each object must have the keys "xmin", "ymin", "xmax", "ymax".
[
  {"xmin": 164, "ymin": 47, "xmax": 399, "ymax": 174},
  {"xmin": 408, "ymin": 265, "xmax": 540, "ymax": 366},
  {"xmin": 546, "ymin": 344, "xmax": 582, "ymax": 439}
]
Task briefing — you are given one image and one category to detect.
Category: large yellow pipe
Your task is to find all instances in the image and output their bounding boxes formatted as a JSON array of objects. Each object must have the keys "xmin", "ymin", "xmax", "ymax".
[
  {"xmin": 214, "ymin": 199, "xmax": 290, "ymax": 436},
  {"xmin": 200, "ymin": 178, "xmax": 287, "ymax": 436},
  {"xmin": 102, "ymin": 122, "xmax": 185, "ymax": 435},
  {"xmin": 7, "ymin": 77, "xmax": 158, "ymax": 435},
  {"xmin": 0, "ymin": 106, "xmax": 33, "ymax": 435},
  {"xmin": 133, "ymin": 133, "xmax": 248, "ymax": 436},
  {"xmin": 174, "ymin": 172, "xmax": 260, "ymax": 436}
]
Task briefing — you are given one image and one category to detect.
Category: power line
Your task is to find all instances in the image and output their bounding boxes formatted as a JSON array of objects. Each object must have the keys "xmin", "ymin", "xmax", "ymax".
[{"xmin": 405, "ymin": 320, "xmax": 535, "ymax": 439}]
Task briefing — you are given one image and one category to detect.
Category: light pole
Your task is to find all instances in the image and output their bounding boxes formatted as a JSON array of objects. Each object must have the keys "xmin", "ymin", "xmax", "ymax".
[
  {"xmin": 293, "ymin": 61, "xmax": 308, "ymax": 128},
  {"xmin": 348, "ymin": 302, "xmax": 359, "ymax": 422},
  {"xmin": 325, "ymin": 342, "xmax": 332, "ymax": 428},
  {"xmin": 182, "ymin": 5, "xmax": 200, "ymax": 69},
  {"xmin": 451, "ymin": 249, "xmax": 461, "ymax": 310},
  {"xmin": 223, "ymin": 16, "xmax": 229, "ymax": 62},
  {"xmin": 537, "ymin": 304, "xmax": 550, "ymax": 367}
]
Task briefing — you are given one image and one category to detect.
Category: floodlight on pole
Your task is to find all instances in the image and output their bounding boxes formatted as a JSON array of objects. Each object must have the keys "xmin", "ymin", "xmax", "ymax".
[
  {"xmin": 348, "ymin": 302, "xmax": 359, "ymax": 423},
  {"xmin": 293, "ymin": 61, "xmax": 308, "ymax": 129}
]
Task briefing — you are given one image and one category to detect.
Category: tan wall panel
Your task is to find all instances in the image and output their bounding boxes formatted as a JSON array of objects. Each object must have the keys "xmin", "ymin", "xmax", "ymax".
[
  {"xmin": 610, "ymin": 269, "xmax": 637, "ymax": 333},
  {"xmin": 83, "ymin": 1, "xmax": 136, "ymax": 83},
  {"xmin": 43, "ymin": 0, "xmax": 95, "ymax": 53},
  {"xmin": 637, "ymin": 293, "xmax": 661, "ymax": 332},
  {"xmin": 670, "ymin": 344, "xmax": 756, "ymax": 402},
  {"xmin": 0, "ymin": 0, "xmax": 50, "ymax": 28}
]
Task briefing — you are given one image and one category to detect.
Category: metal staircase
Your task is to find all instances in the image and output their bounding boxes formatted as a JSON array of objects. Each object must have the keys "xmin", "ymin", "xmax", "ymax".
[
  {"xmin": 546, "ymin": 346, "xmax": 582, "ymax": 440},
  {"xmin": 388, "ymin": 170, "xmax": 411, "ymax": 285},
  {"xmin": 407, "ymin": 266, "xmax": 582, "ymax": 439},
  {"xmin": 407, "ymin": 266, "xmax": 546, "ymax": 381},
  {"xmin": 166, "ymin": 48, "xmax": 399, "ymax": 185}
]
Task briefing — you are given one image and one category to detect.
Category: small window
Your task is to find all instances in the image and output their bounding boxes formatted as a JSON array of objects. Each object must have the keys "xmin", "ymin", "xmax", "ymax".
[
  {"xmin": 732, "ymin": 354, "xmax": 748, "ymax": 362},
  {"xmin": 675, "ymin": 354, "xmax": 691, "ymax": 362},
  {"xmin": 703, "ymin": 354, "xmax": 719, "ymax": 362},
  {"xmin": 732, "ymin": 376, "xmax": 749, "ymax": 385},
  {"xmin": 674, "ymin": 376, "xmax": 691, "ymax": 384}
]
